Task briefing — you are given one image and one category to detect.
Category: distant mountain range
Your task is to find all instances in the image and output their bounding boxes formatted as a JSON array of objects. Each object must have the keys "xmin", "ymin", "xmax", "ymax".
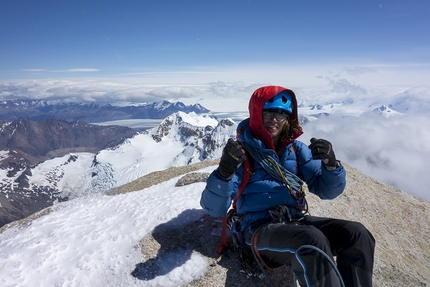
[{"xmin": 0, "ymin": 99, "xmax": 210, "ymax": 122}]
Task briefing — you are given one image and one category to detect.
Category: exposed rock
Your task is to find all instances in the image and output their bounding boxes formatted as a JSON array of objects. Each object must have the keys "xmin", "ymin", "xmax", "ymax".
[
  {"xmin": 107, "ymin": 160, "xmax": 219, "ymax": 195},
  {"xmin": 152, "ymin": 117, "xmax": 174, "ymax": 142},
  {"xmin": 175, "ymin": 172, "xmax": 211, "ymax": 186}
]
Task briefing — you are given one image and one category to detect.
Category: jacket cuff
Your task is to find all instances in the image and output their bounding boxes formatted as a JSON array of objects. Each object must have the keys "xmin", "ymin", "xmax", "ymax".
[
  {"xmin": 217, "ymin": 169, "xmax": 234, "ymax": 181},
  {"xmin": 324, "ymin": 160, "xmax": 341, "ymax": 171}
]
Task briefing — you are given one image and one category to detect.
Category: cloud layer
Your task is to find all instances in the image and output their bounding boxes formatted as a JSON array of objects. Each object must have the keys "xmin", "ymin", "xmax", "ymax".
[
  {"xmin": 302, "ymin": 113, "xmax": 430, "ymax": 201},
  {"xmin": 0, "ymin": 77, "xmax": 429, "ymax": 201}
]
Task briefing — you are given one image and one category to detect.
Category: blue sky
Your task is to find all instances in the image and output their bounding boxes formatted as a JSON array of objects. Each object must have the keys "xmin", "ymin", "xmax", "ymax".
[{"xmin": 1, "ymin": 0, "xmax": 429, "ymax": 82}]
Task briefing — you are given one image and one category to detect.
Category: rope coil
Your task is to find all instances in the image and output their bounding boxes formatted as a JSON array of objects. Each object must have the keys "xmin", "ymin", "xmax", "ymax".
[{"xmin": 241, "ymin": 141, "xmax": 305, "ymax": 200}]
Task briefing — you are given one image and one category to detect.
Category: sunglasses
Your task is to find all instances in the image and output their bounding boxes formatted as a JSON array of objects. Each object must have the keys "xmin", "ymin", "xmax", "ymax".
[{"xmin": 262, "ymin": 111, "xmax": 289, "ymax": 122}]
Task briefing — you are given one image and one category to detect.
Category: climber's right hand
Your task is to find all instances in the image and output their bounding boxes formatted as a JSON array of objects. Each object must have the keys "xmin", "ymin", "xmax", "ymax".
[{"xmin": 218, "ymin": 138, "xmax": 246, "ymax": 180}]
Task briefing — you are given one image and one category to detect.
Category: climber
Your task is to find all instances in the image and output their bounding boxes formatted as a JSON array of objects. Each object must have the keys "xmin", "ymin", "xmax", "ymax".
[{"xmin": 200, "ymin": 85, "xmax": 375, "ymax": 287}]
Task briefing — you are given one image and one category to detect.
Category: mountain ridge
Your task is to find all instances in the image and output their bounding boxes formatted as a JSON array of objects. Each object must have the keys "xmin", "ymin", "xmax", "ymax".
[
  {"xmin": 0, "ymin": 118, "xmax": 138, "ymax": 162},
  {"xmin": 0, "ymin": 99, "xmax": 210, "ymax": 122},
  {"xmin": 0, "ymin": 118, "xmax": 139, "ymax": 227}
]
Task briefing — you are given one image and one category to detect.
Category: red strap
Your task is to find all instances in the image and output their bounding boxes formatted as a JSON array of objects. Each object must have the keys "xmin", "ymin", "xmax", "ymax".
[
  {"xmin": 216, "ymin": 155, "xmax": 251, "ymax": 254},
  {"xmin": 232, "ymin": 155, "xmax": 250, "ymax": 208},
  {"xmin": 216, "ymin": 209, "xmax": 235, "ymax": 254},
  {"xmin": 251, "ymin": 227, "xmax": 271, "ymax": 268}
]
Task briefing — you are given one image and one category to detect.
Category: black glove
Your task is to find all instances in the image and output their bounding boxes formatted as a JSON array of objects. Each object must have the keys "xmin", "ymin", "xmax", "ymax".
[
  {"xmin": 308, "ymin": 138, "xmax": 337, "ymax": 168},
  {"xmin": 218, "ymin": 138, "xmax": 246, "ymax": 179}
]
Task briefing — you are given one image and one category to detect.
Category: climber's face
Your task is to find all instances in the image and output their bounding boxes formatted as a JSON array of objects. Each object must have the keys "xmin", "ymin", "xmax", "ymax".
[{"xmin": 262, "ymin": 110, "xmax": 288, "ymax": 144}]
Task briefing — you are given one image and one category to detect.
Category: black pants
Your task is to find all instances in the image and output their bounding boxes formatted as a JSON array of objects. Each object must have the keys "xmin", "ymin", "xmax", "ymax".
[{"xmin": 245, "ymin": 216, "xmax": 375, "ymax": 287}]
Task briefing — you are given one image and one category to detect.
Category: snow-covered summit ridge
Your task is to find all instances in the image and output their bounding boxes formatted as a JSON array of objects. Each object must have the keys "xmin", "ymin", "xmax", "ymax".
[
  {"xmin": 372, "ymin": 105, "xmax": 401, "ymax": 117},
  {"xmin": 150, "ymin": 111, "xmax": 218, "ymax": 142},
  {"xmin": 173, "ymin": 111, "xmax": 219, "ymax": 127}
]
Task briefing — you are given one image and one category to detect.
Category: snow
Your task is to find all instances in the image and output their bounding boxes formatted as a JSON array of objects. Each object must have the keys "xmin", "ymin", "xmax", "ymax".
[
  {"xmin": 0, "ymin": 165, "xmax": 216, "ymax": 287},
  {"xmin": 0, "ymin": 150, "xmax": 9, "ymax": 160},
  {"xmin": 93, "ymin": 113, "xmax": 217, "ymax": 187},
  {"xmin": 95, "ymin": 134, "xmax": 185, "ymax": 185},
  {"xmin": 29, "ymin": 153, "xmax": 97, "ymax": 197},
  {"xmin": 175, "ymin": 111, "xmax": 218, "ymax": 127}
]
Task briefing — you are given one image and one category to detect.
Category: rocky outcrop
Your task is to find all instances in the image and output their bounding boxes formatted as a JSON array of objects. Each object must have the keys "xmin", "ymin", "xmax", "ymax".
[{"xmin": 150, "ymin": 113, "xmax": 236, "ymax": 162}]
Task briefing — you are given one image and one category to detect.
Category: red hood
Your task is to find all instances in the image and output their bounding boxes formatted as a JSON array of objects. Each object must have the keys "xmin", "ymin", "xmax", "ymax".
[{"xmin": 248, "ymin": 85, "xmax": 303, "ymax": 150}]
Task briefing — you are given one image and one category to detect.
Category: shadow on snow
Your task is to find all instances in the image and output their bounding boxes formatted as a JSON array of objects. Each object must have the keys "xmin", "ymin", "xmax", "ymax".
[{"xmin": 131, "ymin": 208, "xmax": 294, "ymax": 287}]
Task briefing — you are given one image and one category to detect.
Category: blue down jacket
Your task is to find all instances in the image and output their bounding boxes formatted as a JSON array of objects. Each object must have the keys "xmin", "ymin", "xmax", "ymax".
[
  {"xmin": 200, "ymin": 86, "xmax": 346, "ymax": 231},
  {"xmin": 200, "ymin": 120, "xmax": 346, "ymax": 231}
]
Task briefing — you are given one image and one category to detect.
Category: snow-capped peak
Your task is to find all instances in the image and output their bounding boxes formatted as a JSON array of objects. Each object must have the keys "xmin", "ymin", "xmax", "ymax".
[{"xmin": 373, "ymin": 105, "xmax": 401, "ymax": 117}]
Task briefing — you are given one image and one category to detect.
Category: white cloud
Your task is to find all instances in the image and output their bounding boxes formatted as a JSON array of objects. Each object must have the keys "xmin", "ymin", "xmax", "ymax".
[
  {"xmin": 0, "ymin": 80, "xmax": 256, "ymax": 108},
  {"xmin": 341, "ymin": 66, "xmax": 378, "ymax": 76},
  {"xmin": 52, "ymin": 68, "xmax": 100, "ymax": 73},
  {"xmin": 22, "ymin": 69, "xmax": 47, "ymax": 72},
  {"xmin": 327, "ymin": 78, "xmax": 368, "ymax": 95},
  {"xmin": 301, "ymin": 112, "xmax": 430, "ymax": 201},
  {"xmin": 23, "ymin": 68, "xmax": 99, "ymax": 73}
]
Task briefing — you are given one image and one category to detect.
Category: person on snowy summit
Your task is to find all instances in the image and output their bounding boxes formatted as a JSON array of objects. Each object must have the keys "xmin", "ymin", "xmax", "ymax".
[{"xmin": 200, "ymin": 86, "xmax": 375, "ymax": 287}]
